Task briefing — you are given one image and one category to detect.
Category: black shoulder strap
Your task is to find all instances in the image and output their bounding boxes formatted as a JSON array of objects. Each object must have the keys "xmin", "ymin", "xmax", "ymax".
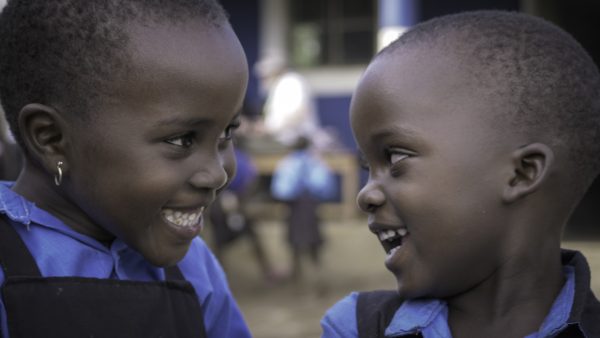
[
  {"xmin": 164, "ymin": 265, "xmax": 186, "ymax": 280},
  {"xmin": 0, "ymin": 214, "xmax": 42, "ymax": 277},
  {"xmin": 356, "ymin": 290, "xmax": 407, "ymax": 338}
]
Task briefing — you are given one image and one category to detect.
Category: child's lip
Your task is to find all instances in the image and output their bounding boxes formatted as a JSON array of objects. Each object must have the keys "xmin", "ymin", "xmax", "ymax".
[
  {"xmin": 160, "ymin": 205, "xmax": 207, "ymax": 239},
  {"xmin": 368, "ymin": 221, "xmax": 409, "ymax": 254},
  {"xmin": 367, "ymin": 221, "xmax": 407, "ymax": 234}
]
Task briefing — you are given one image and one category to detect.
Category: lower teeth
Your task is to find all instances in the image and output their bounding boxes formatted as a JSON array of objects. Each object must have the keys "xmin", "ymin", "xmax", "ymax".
[{"xmin": 387, "ymin": 246, "xmax": 401, "ymax": 257}]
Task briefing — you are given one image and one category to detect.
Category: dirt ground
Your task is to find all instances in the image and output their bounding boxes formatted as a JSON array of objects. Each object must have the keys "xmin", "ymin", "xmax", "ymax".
[{"xmin": 205, "ymin": 219, "xmax": 600, "ymax": 338}]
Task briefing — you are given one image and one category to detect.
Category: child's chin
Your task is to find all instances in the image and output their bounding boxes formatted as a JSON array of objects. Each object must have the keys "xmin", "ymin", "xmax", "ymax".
[{"xmin": 142, "ymin": 246, "xmax": 190, "ymax": 268}]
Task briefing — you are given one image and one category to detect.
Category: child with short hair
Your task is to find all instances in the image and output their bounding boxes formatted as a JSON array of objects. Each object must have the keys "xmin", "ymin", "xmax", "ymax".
[
  {"xmin": 321, "ymin": 10, "xmax": 600, "ymax": 338},
  {"xmin": 0, "ymin": 0, "xmax": 251, "ymax": 337}
]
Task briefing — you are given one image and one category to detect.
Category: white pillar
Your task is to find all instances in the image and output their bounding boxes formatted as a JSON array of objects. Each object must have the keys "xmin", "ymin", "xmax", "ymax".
[
  {"xmin": 259, "ymin": 0, "xmax": 289, "ymax": 61},
  {"xmin": 377, "ymin": 0, "xmax": 420, "ymax": 51}
]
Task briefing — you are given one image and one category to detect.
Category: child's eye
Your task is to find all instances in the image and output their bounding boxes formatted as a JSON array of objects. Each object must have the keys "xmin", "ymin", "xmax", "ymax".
[
  {"xmin": 386, "ymin": 148, "xmax": 413, "ymax": 165},
  {"xmin": 390, "ymin": 152, "xmax": 409, "ymax": 165},
  {"xmin": 219, "ymin": 120, "xmax": 241, "ymax": 141},
  {"xmin": 386, "ymin": 148, "xmax": 414, "ymax": 177},
  {"xmin": 165, "ymin": 133, "xmax": 195, "ymax": 148}
]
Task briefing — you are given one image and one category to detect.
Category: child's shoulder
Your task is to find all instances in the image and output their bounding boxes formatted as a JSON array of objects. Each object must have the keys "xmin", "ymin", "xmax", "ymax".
[
  {"xmin": 180, "ymin": 236, "xmax": 215, "ymax": 268},
  {"xmin": 177, "ymin": 236, "xmax": 228, "ymax": 283},
  {"xmin": 321, "ymin": 292, "xmax": 361, "ymax": 337}
]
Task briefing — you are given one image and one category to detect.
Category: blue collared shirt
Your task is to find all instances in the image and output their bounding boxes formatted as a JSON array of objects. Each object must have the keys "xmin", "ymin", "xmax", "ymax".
[
  {"xmin": 321, "ymin": 267, "xmax": 576, "ymax": 337},
  {"xmin": 0, "ymin": 182, "xmax": 251, "ymax": 338}
]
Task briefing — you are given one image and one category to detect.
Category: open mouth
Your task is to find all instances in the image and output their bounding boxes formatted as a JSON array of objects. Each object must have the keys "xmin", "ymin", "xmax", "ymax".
[
  {"xmin": 377, "ymin": 228, "xmax": 408, "ymax": 254},
  {"xmin": 161, "ymin": 207, "xmax": 205, "ymax": 228}
]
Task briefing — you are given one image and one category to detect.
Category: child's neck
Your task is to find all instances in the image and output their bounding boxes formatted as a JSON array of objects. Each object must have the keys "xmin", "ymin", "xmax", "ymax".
[{"xmin": 446, "ymin": 248, "xmax": 564, "ymax": 338}]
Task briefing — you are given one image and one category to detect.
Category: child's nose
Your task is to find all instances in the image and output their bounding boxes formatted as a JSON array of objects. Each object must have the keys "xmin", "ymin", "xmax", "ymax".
[
  {"xmin": 357, "ymin": 181, "xmax": 385, "ymax": 213},
  {"xmin": 188, "ymin": 156, "xmax": 229, "ymax": 191}
]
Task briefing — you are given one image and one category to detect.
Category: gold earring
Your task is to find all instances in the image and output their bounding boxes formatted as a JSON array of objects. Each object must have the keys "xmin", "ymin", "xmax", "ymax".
[{"xmin": 54, "ymin": 161, "xmax": 64, "ymax": 186}]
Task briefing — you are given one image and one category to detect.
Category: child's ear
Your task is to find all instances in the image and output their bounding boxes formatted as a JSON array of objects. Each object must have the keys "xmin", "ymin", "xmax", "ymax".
[
  {"xmin": 18, "ymin": 103, "xmax": 68, "ymax": 172},
  {"xmin": 503, "ymin": 143, "xmax": 554, "ymax": 203}
]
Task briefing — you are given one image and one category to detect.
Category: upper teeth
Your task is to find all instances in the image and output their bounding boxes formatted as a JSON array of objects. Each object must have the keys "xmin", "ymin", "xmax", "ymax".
[
  {"xmin": 378, "ymin": 228, "xmax": 408, "ymax": 241},
  {"xmin": 162, "ymin": 207, "xmax": 204, "ymax": 228}
]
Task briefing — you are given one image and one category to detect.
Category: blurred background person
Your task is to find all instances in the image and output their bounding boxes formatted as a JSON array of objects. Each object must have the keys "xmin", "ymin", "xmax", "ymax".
[
  {"xmin": 255, "ymin": 54, "xmax": 318, "ymax": 147},
  {"xmin": 254, "ymin": 54, "xmax": 337, "ymax": 151},
  {"xmin": 270, "ymin": 136, "xmax": 336, "ymax": 293}
]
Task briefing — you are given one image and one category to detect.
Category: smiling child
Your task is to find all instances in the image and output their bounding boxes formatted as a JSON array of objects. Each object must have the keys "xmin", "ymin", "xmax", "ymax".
[
  {"xmin": 0, "ymin": 0, "xmax": 251, "ymax": 337},
  {"xmin": 321, "ymin": 10, "xmax": 600, "ymax": 338}
]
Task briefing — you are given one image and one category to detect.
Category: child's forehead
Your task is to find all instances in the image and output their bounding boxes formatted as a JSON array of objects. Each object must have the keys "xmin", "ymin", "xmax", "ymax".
[
  {"xmin": 359, "ymin": 47, "xmax": 482, "ymax": 110},
  {"xmin": 114, "ymin": 20, "xmax": 246, "ymax": 95},
  {"xmin": 125, "ymin": 19, "xmax": 234, "ymax": 60},
  {"xmin": 352, "ymin": 48, "xmax": 517, "ymax": 144}
]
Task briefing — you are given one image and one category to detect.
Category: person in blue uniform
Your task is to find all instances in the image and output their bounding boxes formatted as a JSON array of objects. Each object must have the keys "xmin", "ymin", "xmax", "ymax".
[
  {"xmin": 271, "ymin": 136, "xmax": 336, "ymax": 282},
  {"xmin": 321, "ymin": 10, "xmax": 600, "ymax": 338},
  {"xmin": 0, "ymin": 0, "xmax": 251, "ymax": 337}
]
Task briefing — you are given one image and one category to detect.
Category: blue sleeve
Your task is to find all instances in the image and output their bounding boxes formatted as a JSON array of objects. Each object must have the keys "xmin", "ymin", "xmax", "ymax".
[
  {"xmin": 179, "ymin": 238, "xmax": 252, "ymax": 338},
  {"xmin": 321, "ymin": 292, "xmax": 359, "ymax": 338}
]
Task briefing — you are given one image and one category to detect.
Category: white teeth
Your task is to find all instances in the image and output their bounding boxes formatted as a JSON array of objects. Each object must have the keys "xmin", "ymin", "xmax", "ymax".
[
  {"xmin": 377, "ymin": 228, "xmax": 408, "ymax": 241},
  {"xmin": 162, "ymin": 207, "xmax": 204, "ymax": 228}
]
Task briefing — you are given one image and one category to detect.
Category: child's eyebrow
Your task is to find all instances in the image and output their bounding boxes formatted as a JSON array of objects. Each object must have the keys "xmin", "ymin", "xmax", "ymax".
[
  {"xmin": 371, "ymin": 125, "xmax": 421, "ymax": 143},
  {"xmin": 153, "ymin": 110, "xmax": 241, "ymax": 128},
  {"xmin": 153, "ymin": 116, "xmax": 213, "ymax": 127}
]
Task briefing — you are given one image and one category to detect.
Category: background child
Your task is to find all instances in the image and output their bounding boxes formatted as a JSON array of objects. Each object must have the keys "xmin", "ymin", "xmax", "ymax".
[
  {"xmin": 271, "ymin": 136, "xmax": 336, "ymax": 288},
  {"xmin": 321, "ymin": 10, "xmax": 600, "ymax": 338},
  {"xmin": 0, "ymin": 0, "xmax": 250, "ymax": 337}
]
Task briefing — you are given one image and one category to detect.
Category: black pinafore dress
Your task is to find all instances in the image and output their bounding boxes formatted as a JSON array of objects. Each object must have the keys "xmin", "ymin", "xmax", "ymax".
[{"xmin": 0, "ymin": 216, "xmax": 208, "ymax": 338}]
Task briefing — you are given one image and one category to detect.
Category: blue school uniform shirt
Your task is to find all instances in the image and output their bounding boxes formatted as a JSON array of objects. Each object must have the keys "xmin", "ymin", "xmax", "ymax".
[
  {"xmin": 271, "ymin": 150, "xmax": 336, "ymax": 201},
  {"xmin": 0, "ymin": 182, "xmax": 251, "ymax": 338},
  {"xmin": 321, "ymin": 267, "xmax": 575, "ymax": 338}
]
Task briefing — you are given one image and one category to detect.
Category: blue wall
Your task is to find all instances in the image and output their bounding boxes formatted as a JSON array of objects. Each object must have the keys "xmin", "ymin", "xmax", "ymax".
[
  {"xmin": 316, "ymin": 96, "xmax": 355, "ymax": 151},
  {"xmin": 220, "ymin": 0, "xmax": 261, "ymax": 113}
]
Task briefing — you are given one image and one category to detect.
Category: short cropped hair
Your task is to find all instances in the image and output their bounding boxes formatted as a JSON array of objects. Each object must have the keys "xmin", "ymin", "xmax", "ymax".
[
  {"xmin": 0, "ymin": 0, "xmax": 228, "ymax": 150},
  {"xmin": 380, "ymin": 10, "xmax": 600, "ymax": 190}
]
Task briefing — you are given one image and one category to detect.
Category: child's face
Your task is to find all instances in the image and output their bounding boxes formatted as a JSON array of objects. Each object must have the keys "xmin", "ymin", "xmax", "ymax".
[
  {"xmin": 352, "ymin": 48, "xmax": 515, "ymax": 299},
  {"xmin": 63, "ymin": 21, "xmax": 248, "ymax": 266}
]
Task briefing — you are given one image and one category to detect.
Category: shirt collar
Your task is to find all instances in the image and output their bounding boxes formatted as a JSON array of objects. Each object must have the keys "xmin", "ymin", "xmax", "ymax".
[
  {"xmin": 0, "ymin": 181, "xmax": 112, "ymax": 252},
  {"xmin": 526, "ymin": 265, "xmax": 576, "ymax": 337},
  {"xmin": 385, "ymin": 298, "xmax": 446, "ymax": 336},
  {"xmin": 561, "ymin": 249, "xmax": 599, "ymax": 336},
  {"xmin": 384, "ymin": 262, "xmax": 578, "ymax": 337},
  {"xmin": 0, "ymin": 181, "xmax": 35, "ymax": 224}
]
